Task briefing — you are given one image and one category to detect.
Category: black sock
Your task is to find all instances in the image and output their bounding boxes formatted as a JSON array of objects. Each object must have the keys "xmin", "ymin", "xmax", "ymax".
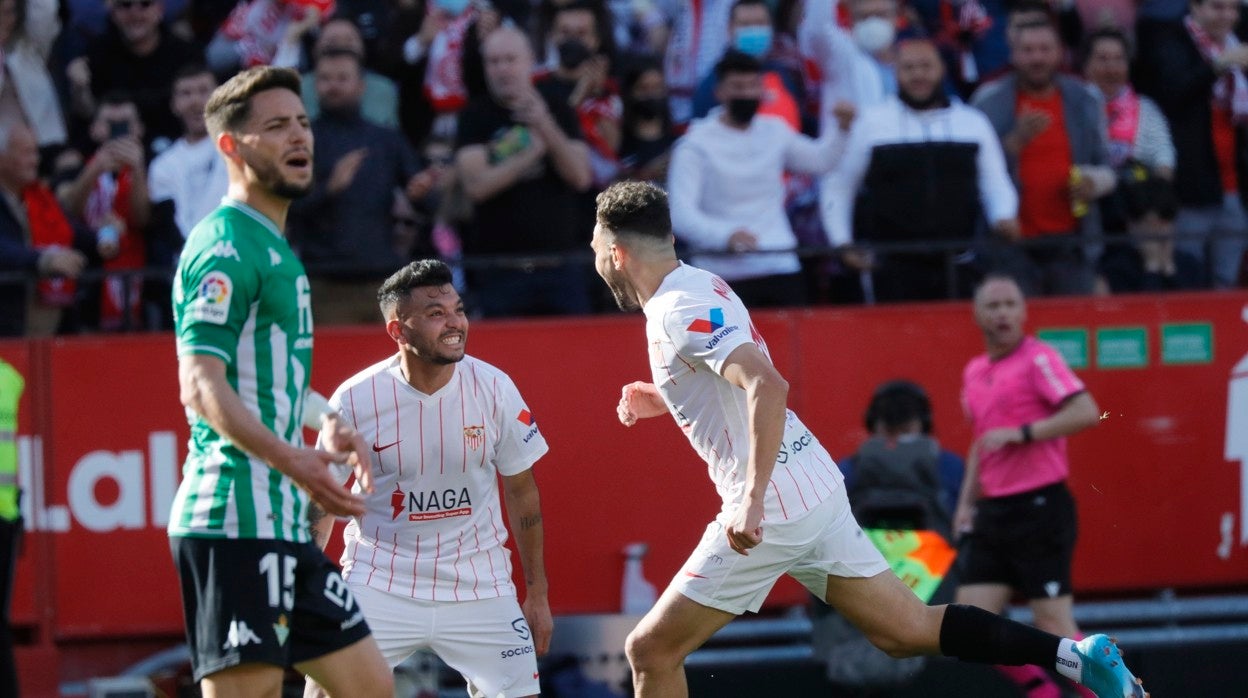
[{"xmin": 938, "ymin": 604, "xmax": 1060, "ymax": 666}]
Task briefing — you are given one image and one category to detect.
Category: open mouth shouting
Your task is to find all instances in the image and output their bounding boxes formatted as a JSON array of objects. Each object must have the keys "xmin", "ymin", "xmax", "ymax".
[{"xmin": 283, "ymin": 150, "xmax": 312, "ymax": 175}]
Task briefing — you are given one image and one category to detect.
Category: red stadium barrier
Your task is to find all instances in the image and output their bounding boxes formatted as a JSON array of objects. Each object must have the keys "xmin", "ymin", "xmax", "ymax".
[{"xmin": 2, "ymin": 291, "xmax": 1246, "ymax": 694}]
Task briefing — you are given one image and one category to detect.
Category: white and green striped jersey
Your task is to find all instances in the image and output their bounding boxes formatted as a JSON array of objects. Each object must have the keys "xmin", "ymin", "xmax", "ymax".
[{"xmin": 169, "ymin": 199, "xmax": 316, "ymax": 541}]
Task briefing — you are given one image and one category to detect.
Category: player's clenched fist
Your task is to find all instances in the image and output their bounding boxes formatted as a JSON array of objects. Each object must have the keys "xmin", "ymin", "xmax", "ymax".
[{"xmin": 617, "ymin": 381, "xmax": 667, "ymax": 426}]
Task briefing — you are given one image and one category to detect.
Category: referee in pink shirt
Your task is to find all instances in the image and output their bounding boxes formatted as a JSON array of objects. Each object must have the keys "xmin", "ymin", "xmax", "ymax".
[{"xmin": 956, "ymin": 273, "xmax": 1103, "ymax": 698}]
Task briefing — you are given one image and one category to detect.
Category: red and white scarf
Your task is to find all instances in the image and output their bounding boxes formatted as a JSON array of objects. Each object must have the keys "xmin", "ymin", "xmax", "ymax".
[
  {"xmin": 424, "ymin": 9, "xmax": 477, "ymax": 114},
  {"xmin": 936, "ymin": 0, "xmax": 993, "ymax": 84},
  {"xmin": 1105, "ymin": 86, "xmax": 1140, "ymax": 167},
  {"xmin": 1186, "ymin": 15, "xmax": 1248, "ymax": 123}
]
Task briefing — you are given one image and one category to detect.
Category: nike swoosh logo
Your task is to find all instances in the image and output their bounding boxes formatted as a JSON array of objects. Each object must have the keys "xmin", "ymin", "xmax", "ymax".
[
  {"xmin": 683, "ymin": 570, "xmax": 708, "ymax": 579},
  {"xmin": 372, "ymin": 440, "xmax": 401, "ymax": 453}
]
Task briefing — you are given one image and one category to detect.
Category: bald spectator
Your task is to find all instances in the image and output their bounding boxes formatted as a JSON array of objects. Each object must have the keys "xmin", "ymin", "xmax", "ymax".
[
  {"xmin": 67, "ymin": 0, "xmax": 202, "ymax": 152},
  {"xmin": 454, "ymin": 26, "xmax": 593, "ymax": 317},
  {"xmin": 0, "ymin": 122, "xmax": 88, "ymax": 337},
  {"xmin": 300, "ymin": 17, "xmax": 400, "ymax": 128}
]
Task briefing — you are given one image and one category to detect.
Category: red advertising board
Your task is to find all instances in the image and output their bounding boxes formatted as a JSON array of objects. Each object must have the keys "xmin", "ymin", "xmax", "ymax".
[
  {"xmin": 6, "ymin": 292, "xmax": 1248, "ymax": 650},
  {"xmin": 0, "ymin": 342, "xmax": 40, "ymax": 629}
]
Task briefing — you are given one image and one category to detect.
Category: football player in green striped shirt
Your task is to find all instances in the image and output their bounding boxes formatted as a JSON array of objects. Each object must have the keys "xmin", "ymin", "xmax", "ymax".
[{"xmin": 168, "ymin": 66, "xmax": 392, "ymax": 698}]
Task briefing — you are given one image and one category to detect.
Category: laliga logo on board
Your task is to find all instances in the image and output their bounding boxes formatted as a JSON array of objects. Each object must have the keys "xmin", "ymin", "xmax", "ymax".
[{"xmin": 16, "ymin": 432, "xmax": 181, "ymax": 533}]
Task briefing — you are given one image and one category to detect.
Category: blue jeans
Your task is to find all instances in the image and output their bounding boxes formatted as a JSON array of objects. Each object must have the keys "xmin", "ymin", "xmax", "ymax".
[{"xmin": 1174, "ymin": 193, "xmax": 1248, "ymax": 288}]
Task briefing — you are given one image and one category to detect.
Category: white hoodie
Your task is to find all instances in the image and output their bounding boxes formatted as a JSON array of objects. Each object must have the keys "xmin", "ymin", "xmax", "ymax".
[{"xmin": 668, "ymin": 109, "xmax": 844, "ymax": 282}]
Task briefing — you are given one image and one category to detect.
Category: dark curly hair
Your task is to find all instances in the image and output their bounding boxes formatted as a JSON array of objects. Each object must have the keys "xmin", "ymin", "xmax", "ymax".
[{"xmin": 595, "ymin": 181, "xmax": 672, "ymax": 240}]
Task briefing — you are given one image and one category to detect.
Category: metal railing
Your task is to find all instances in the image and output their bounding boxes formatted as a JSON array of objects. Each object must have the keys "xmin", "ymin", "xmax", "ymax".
[{"xmin": 2, "ymin": 229, "xmax": 1243, "ymax": 335}]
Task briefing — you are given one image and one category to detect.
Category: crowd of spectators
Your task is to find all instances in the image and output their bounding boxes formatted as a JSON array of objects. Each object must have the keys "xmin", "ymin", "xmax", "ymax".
[{"xmin": 1, "ymin": 0, "xmax": 1246, "ymax": 336}]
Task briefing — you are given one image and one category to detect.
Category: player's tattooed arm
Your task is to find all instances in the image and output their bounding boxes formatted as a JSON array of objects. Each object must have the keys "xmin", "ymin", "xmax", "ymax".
[
  {"xmin": 520, "ymin": 513, "xmax": 542, "ymax": 531},
  {"xmin": 308, "ymin": 501, "xmax": 334, "ymax": 549},
  {"xmin": 502, "ymin": 468, "xmax": 552, "ymax": 654}
]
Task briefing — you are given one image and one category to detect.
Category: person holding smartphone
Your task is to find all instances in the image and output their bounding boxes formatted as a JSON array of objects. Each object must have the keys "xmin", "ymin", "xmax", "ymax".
[{"xmin": 57, "ymin": 91, "xmax": 152, "ymax": 331}]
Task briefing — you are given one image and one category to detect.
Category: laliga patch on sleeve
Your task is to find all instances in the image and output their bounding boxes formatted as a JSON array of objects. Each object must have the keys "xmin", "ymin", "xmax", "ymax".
[{"xmin": 188, "ymin": 270, "xmax": 233, "ymax": 325}]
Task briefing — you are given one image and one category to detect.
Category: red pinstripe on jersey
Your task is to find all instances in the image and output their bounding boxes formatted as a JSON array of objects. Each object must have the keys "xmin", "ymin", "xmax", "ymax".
[
  {"xmin": 643, "ymin": 265, "xmax": 845, "ymax": 524},
  {"xmin": 327, "ymin": 355, "xmax": 547, "ymax": 601}
]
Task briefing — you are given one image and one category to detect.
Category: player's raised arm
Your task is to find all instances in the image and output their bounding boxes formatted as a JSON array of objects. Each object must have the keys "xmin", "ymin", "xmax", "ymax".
[{"xmin": 179, "ymin": 354, "xmax": 365, "ymax": 517}]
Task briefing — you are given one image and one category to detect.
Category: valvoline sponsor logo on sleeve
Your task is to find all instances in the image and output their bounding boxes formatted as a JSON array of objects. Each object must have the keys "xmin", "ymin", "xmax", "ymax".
[
  {"xmin": 687, "ymin": 308, "xmax": 739, "ymax": 349},
  {"xmin": 517, "ymin": 409, "xmax": 540, "ymax": 443}
]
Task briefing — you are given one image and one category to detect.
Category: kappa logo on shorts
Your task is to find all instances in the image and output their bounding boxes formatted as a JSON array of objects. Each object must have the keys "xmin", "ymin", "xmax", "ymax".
[
  {"xmin": 1045, "ymin": 581, "xmax": 1061, "ymax": 598},
  {"xmin": 222, "ymin": 617, "xmax": 262, "ymax": 650},
  {"xmin": 464, "ymin": 425, "xmax": 485, "ymax": 451}
]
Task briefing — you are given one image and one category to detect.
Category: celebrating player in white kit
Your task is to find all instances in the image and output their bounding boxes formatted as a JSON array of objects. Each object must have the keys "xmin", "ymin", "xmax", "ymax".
[
  {"xmin": 307, "ymin": 260, "xmax": 552, "ymax": 698},
  {"xmin": 591, "ymin": 181, "xmax": 1147, "ymax": 698}
]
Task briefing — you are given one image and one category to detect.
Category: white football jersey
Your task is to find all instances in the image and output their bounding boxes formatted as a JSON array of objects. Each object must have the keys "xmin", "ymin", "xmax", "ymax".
[
  {"xmin": 644, "ymin": 264, "xmax": 843, "ymax": 523},
  {"xmin": 326, "ymin": 354, "xmax": 548, "ymax": 601}
]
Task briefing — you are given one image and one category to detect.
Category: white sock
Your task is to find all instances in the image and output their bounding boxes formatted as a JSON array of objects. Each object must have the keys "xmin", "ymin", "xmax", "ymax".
[{"xmin": 1056, "ymin": 638, "xmax": 1083, "ymax": 683}]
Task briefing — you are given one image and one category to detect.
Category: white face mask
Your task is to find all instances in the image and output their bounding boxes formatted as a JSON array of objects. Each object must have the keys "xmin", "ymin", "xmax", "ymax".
[{"xmin": 852, "ymin": 16, "xmax": 896, "ymax": 55}]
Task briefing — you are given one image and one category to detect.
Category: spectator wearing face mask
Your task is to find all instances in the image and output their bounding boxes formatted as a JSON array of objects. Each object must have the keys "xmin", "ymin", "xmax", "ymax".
[
  {"xmin": 534, "ymin": 0, "xmax": 622, "ymax": 189},
  {"xmin": 668, "ymin": 51, "xmax": 853, "ymax": 309},
  {"xmin": 689, "ymin": 0, "xmax": 802, "ymax": 132},
  {"xmin": 618, "ymin": 55, "xmax": 676, "ymax": 184},
  {"xmin": 800, "ymin": 0, "xmax": 905, "ymax": 135},
  {"xmin": 663, "ymin": 0, "xmax": 736, "ymax": 126}
]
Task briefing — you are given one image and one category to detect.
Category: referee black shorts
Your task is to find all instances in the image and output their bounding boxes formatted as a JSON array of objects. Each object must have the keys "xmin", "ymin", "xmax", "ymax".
[
  {"xmin": 170, "ymin": 536, "xmax": 372, "ymax": 681},
  {"xmin": 957, "ymin": 481, "xmax": 1078, "ymax": 600}
]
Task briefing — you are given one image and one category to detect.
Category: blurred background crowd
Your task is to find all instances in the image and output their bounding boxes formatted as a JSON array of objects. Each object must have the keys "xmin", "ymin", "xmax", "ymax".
[{"xmin": 1, "ymin": 0, "xmax": 1246, "ymax": 335}]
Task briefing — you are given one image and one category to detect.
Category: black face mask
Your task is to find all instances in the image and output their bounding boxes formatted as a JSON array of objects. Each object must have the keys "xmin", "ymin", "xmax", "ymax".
[
  {"xmin": 557, "ymin": 40, "xmax": 592, "ymax": 71},
  {"xmin": 898, "ymin": 88, "xmax": 950, "ymax": 112},
  {"xmin": 726, "ymin": 97, "xmax": 761, "ymax": 125},
  {"xmin": 632, "ymin": 97, "xmax": 667, "ymax": 120}
]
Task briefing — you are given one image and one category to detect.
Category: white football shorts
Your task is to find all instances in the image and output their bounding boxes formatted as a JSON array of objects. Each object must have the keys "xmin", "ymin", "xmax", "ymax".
[
  {"xmin": 673, "ymin": 488, "xmax": 889, "ymax": 615},
  {"xmin": 350, "ymin": 584, "xmax": 540, "ymax": 698}
]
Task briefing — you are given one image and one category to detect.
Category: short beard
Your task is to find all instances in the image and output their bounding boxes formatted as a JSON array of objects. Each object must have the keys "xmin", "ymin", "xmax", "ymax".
[
  {"xmin": 273, "ymin": 179, "xmax": 312, "ymax": 200},
  {"xmin": 248, "ymin": 152, "xmax": 312, "ymax": 200},
  {"xmin": 431, "ymin": 352, "xmax": 465, "ymax": 365}
]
